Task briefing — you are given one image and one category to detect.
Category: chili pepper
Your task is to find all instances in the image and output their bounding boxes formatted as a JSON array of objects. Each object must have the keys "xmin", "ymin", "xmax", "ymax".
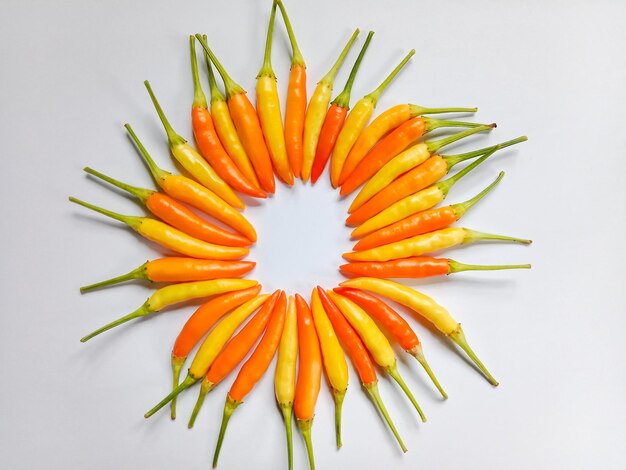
[
  {"xmin": 346, "ymin": 136, "xmax": 526, "ymax": 227},
  {"xmin": 80, "ymin": 278, "xmax": 258, "ymax": 343},
  {"xmin": 293, "ymin": 294, "xmax": 322, "ymax": 470},
  {"xmin": 69, "ymin": 197, "xmax": 248, "ymax": 260},
  {"xmin": 202, "ymin": 36, "xmax": 260, "ymax": 190},
  {"xmin": 257, "ymin": 2, "xmax": 293, "ymax": 185},
  {"xmin": 350, "ymin": 151, "xmax": 502, "ymax": 237},
  {"xmin": 83, "ymin": 167, "xmax": 251, "ymax": 247},
  {"xmin": 339, "ymin": 278, "xmax": 498, "ymax": 385},
  {"xmin": 189, "ymin": 36, "xmax": 265, "ymax": 198},
  {"xmin": 316, "ymin": 287, "xmax": 406, "ymax": 452},
  {"xmin": 276, "ymin": 0, "xmax": 306, "ymax": 178},
  {"xmin": 195, "ymin": 35, "xmax": 275, "ymax": 194},
  {"xmin": 345, "ymin": 226, "xmax": 531, "ymax": 262},
  {"xmin": 310, "ymin": 288, "xmax": 348, "ymax": 448},
  {"xmin": 338, "ymin": 103, "xmax": 478, "ymax": 186},
  {"xmin": 143, "ymin": 80, "xmax": 244, "ymax": 209},
  {"xmin": 329, "ymin": 49, "xmax": 415, "ymax": 188},
  {"xmin": 341, "ymin": 257, "xmax": 531, "ymax": 278},
  {"xmin": 144, "ymin": 293, "xmax": 276, "ymax": 419},
  {"xmin": 125, "ymin": 124, "xmax": 257, "ymax": 242},
  {"xmin": 349, "ymin": 125, "xmax": 494, "ymax": 212},
  {"xmin": 187, "ymin": 290, "xmax": 279, "ymax": 428},
  {"xmin": 301, "ymin": 29, "xmax": 360, "ymax": 181},
  {"xmin": 327, "ymin": 291, "xmax": 426, "ymax": 422},
  {"xmin": 333, "ymin": 287, "xmax": 446, "ymax": 398},
  {"xmin": 80, "ymin": 258, "xmax": 255, "ymax": 293},
  {"xmin": 340, "ymin": 117, "xmax": 490, "ymax": 196},
  {"xmin": 310, "ymin": 31, "xmax": 374, "ymax": 184},
  {"xmin": 170, "ymin": 286, "xmax": 261, "ymax": 420},
  {"xmin": 353, "ymin": 168, "xmax": 513, "ymax": 250},
  {"xmin": 212, "ymin": 291, "xmax": 286, "ymax": 468},
  {"xmin": 274, "ymin": 296, "xmax": 298, "ymax": 470}
]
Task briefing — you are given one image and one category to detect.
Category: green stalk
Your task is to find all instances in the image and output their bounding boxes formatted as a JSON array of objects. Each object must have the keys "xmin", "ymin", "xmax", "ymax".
[
  {"xmin": 124, "ymin": 123, "xmax": 170, "ymax": 183},
  {"xmin": 143, "ymin": 80, "xmax": 186, "ymax": 146},
  {"xmin": 69, "ymin": 197, "xmax": 142, "ymax": 230},
  {"xmin": 170, "ymin": 355, "xmax": 185, "ymax": 420},
  {"xmin": 79, "ymin": 262, "xmax": 149, "ymax": 293},
  {"xmin": 444, "ymin": 135, "xmax": 528, "ymax": 166},
  {"xmin": 188, "ymin": 379, "xmax": 215, "ymax": 428},
  {"xmin": 83, "ymin": 167, "xmax": 153, "ymax": 204},
  {"xmin": 297, "ymin": 418, "xmax": 316, "ymax": 470},
  {"xmin": 319, "ymin": 29, "xmax": 360, "ymax": 86},
  {"xmin": 448, "ymin": 325, "xmax": 498, "ymax": 385},
  {"xmin": 189, "ymin": 35, "xmax": 208, "ymax": 108},
  {"xmin": 203, "ymin": 35, "xmax": 226, "ymax": 103},
  {"xmin": 463, "ymin": 229, "xmax": 532, "ymax": 245},
  {"xmin": 144, "ymin": 375, "xmax": 198, "ymax": 418},
  {"xmin": 409, "ymin": 344, "xmax": 448, "ymax": 399},
  {"xmin": 212, "ymin": 396, "xmax": 240, "ymax": 468},
  {"xmin": 409, "ymin": 104, "xmax": 477, "ymax": 116},
  {"xmin": 332, "ymin": 389, "xmax": 346, "ymax": 448},
  {"xmin": 448, "ymin": 259, "xmax": 531, "ymax": 273},
  {"xmin": 80, "ymin": 303, "xmax": 151, "ymax": 343},
  {"xmin": 257, "ymin": 2, "xmax": 278, "ymax": 78},
  {"xmin": 365, "ymin": 49, "xmax": 415, "ymax": 105},
  {"xmin": 332, "ymin": 31, "xmax": 374, "ymax": 109},
  {"xmin": 280, "ymin": 404, "xmax": 294, "ymax": 470},
  {"xmin": 386, "ymin": 363, "xmax": 426, "ymax": 422},
  {"xmin": 195, "ymin": 34, "xmax": 246, "ymax": 98},
  {"xmin": 275, "ymin": 0, "xmax": 305, "ymax": 67},
  {"xmin": 451, "ymin": 171, "xmax": 505, "ymax": 219},
  {"xmin": 364, "ymin": 382, "xmax": 407, "ymax": 452},
  {"xmin": 437, "ymin": 148, "xmax": 499, "ymax": 197},
  {"xmin": 423, "ymin": 116, "xmax": 491, "ymax": 131},
  {"xmin": 426, "ymin": 124, "xmax": 495, "ymax": 154}
]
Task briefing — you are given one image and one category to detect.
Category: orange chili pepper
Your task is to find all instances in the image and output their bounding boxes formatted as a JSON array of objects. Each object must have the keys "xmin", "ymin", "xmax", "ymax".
[
  {"xmin": 195, "ymin": 35, "xmax": 276, "ymax": 194},
  {"xmin": 310, "ymin": 31, "xmax": 374, "ymax": 184},
  {"xmin": 276, "ymin": 0, "xmax": 306, "ymax": 178},
  {"xmin": 189, "ymin": 36, "xmax": 266, "ymax": 198}
]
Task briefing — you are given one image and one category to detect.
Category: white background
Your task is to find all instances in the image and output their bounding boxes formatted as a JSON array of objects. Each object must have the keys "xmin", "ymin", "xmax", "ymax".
[{"xmin": 1, "ymin": 0, "xmax": 625, "ymax": 469}]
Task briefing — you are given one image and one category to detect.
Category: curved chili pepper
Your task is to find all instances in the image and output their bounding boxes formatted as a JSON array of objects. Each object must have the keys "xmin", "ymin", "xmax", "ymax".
[
  {"xmin": 301, "ymin": 29, "xmax": 360, "ymax": 182},
  {"xmin": 337, "ymin": 103, "xmax": 477, "ymax": 185},
  {"xmin": 125, "ymin": 124, "xmax": 257, "ymax": 242},
  {"xmin": 340, "ymin": 116, "xmax": 487, "ymax": 196},
  {"xmin": 189, "ymin": 36, "xmax": 265, "ymax": 198},
  {"xmin": 276, "ymin": 0, "xmax": 306, "ymax": 178},
  {"xmin": 316, "ymin": 287, "xmax": 406, "ymax": 452},
  {"xmin": 310, "ymin": 31, "xmax": 374, "ymax": 184},
  {"xmin": 82, "ymin": 167, "xmax": 251, "ymax": 247},
  {"xmin": 195, "ymin": 35, "xmax": 275, "ymax": 194},
  {"xmin": 329, "ymin": 49, "xmax": 415, "ymax": 188}
]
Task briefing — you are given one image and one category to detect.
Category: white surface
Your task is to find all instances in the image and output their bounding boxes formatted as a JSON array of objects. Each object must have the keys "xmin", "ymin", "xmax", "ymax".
[{"xmin": 1, "ymin": 0, "xmax": 625, "ymax": 469}]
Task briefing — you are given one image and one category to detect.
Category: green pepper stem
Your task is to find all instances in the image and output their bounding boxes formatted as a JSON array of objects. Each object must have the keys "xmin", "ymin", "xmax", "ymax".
[
  {"xmin": 408, "ymin": 344, "xmax": 448, "ymax": 399},
  {"xmin": 444, "ymin": 135, "xmax": 528, "ymax": 166},
  {"xmin": 386, "ymin": 362, "xmax": 426, "ymax": 423},
  {"xmin": 80, "ymin": 303, "xmax": 151, "ymax": 343},
  {"xmin": 275, "ymin": 0, "xmax": 305, "ymax": 67},
  {"xmin": 195, "ymin": 35, "xmax": 246, "ymax": 99},
  {"xmin": 364, "ymin": 382, "xmax": 407, "ymax": 453},
  {"xmin": 170, "ymin": 355, "xmax": 185, "ymax": 420},
  {"xmin": 437, "ymin": 148, "xmax": 499, "ymax": 198},
  {"xmin": 143, "ymin": 80, "xmax": 186, "ymax": 147},
  {"xmin": 258, "ymin": 2, "xmax": 277, "ymax": 78},
  {"xmin": 189, "ymin": 36, "xmax": 208, "ymax": 109},
  {"xmin": 423, "ymin": 116, "xmax": 491, "ymax": 131},
  {"xmin": 213, "ymin": 396, "xmax": 240, "ymax": 468},
  {"xmin": 280, "ymin": 403, "xmax": 294, "ymax": 470},
  {"xmin": 144, "ymin": 375, "xmax": 198, "ymax": 419},
  {"xmin": 79, "ymin": 262, "xmax": 149, "ymax": 293},
  {"xmin": 427, "ymin": 124, "xmax": 494, "ymax": 154},
  {"xmin": 463, "ymin": 228, "xmax": 532, "ymax": 245},
  {"xmin": 83, "ymin": 167, "xmax": 154, "ymax": 204},
  {"xmin": 69, "ymin": 197, "xmax": 142, "ymax": 230},
  {"xmin": 448, "ymin": 325, "xmax": 498, "ymax": 386},
  {"xmin": 366, "ymin": 49, "xmax": 415, "ymax": 105},
  {"xmin": 297, "ymin": 418, "xmax": 316, "ymax": 470},
  {"xmin": 409, "ymin": 104, "xmax": 477, "ymax": 117},
  {"xmin": 124, "ymin": 124, "xmax": 170, "ymax": 183},
  {"xmin": 320, "ymin": 29, "xmax": 360, "ymax": 86},
  {"xmin": 448, "ymin": 259, "xmax": 531, "ymax": 273},
  {"xmin": 451, "ymin": 171, "xmax": 505, "ymax": 219},
  {"xmin": 332, "ymin": 31, "xmax": 374, "ymax": 109},
  {"xmin": 202, "ymin": 35, "xmax": 226, "ymax": 103},
  {"xmin": 188, "ymin": 378, "xmax": 215, "ymax": 428},
  {"xmin": 332, "ymin": 388, "xmax": 346, "ymax": 448}
]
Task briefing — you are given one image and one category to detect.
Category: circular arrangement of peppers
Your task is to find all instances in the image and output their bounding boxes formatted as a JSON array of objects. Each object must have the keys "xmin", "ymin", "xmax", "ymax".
[{"xmin": 72, "ymin": 1, "xmax": 532, "ymax": 468}]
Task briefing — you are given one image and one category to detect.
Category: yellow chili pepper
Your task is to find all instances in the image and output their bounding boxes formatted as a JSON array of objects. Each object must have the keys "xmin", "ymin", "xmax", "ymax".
[
  {"xmin": 339, "ymin": 277, "xmax": 499, "ymax": 385},
  {"xmin": 143, "ymin": 81, "xmax": 244, "ymax": 209},
  {"xmin": 301, "ymin": 29, "xmax": 359, "ymax": 181},
  {"xmin": 257, "ymin": 3, "xmax": 293, "ymax": 185},
  {"xmin": 275, "ymin": 296, "xmax": 298, "ymax": 470},
  {"xmin": 327, "ymin": 291, "xmax": 426, "ymax": 422},
  {"xmin": 310, "ymin": 288, "xmax": 348, "ymax": 447},
  {"xmin": 144, "ymin": 293, "xmax": 271, "ymax": 418},
  {"xmin": 330, "ymin": 49, "xmax": 415, "ymax": 188},
  {"xmin": 79, "ymin": 278, "xmax": 258, "ymax": 343}
]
